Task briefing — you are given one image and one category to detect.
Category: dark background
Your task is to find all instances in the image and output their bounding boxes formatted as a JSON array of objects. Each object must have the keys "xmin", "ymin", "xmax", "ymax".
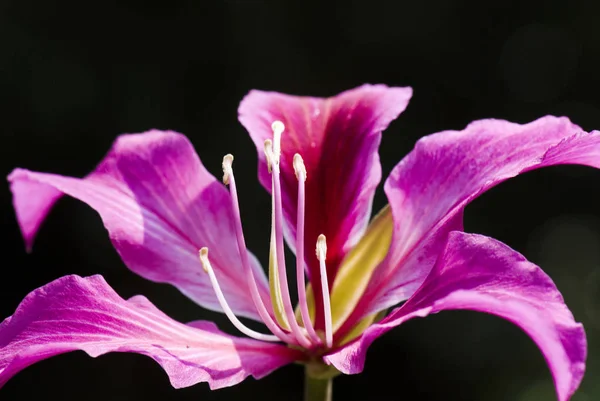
[{"xmin": 1, "ymin": 1, "xmax": 600, "ymax": 400}]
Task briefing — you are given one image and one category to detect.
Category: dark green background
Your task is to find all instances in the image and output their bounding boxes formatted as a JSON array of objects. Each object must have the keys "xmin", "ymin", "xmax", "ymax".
[{"xmin": 1, "ymin": 1, "xmax": 599, "ymax": 400}]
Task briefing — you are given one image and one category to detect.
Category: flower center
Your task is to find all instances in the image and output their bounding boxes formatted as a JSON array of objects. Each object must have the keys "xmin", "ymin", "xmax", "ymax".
[{"xmin": 199, "ymin": 121, "xmax": 332, "ymax": 350}]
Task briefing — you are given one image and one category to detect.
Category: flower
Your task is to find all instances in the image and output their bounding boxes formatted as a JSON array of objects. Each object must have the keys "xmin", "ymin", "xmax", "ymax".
[{"xmin": 3, "ymin": 84, "xmax": 598, "ymax": 400}]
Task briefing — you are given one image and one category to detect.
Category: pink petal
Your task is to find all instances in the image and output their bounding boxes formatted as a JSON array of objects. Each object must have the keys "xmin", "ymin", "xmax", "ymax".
[
  {"xmin": 0, "ymin": 275, "xmax": 299, "ymax": 390},
  {"xmin": 238, "ymin": 85, "xmax": 411, "ymax": 325},
  {"xmin": 326, "ymin": 232, "xmax": 586, "ymax": 401},
  {"xmin": 364, "ymin": 117, "xmax": 600, "ymax": 316},
  {"xmin": 8, "ymin": 131, "xmax": 271, "ymax": 321}
]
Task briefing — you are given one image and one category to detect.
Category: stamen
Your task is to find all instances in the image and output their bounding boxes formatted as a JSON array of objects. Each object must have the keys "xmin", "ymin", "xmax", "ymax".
[
  {"xmin": 221, "ymin": 155, "xmax": 296, "ymax": 344},
  {"xmin": 199, "ymin": 248, "xmax": 280, "ymax": 342},
  {"xmin": 266, "ymin": 124, "xmax": 313, "ymax": 349},
  {"xmin": 293, "ymin": 154, "xmax": 320, "ymax": 344},
  {"xmin": 316, "ymin": 234, "xmax": 333, "ymax": 348}
]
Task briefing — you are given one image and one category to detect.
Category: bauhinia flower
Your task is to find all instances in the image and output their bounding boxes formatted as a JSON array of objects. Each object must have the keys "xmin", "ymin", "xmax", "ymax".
[{"xmin": 2, "ymin": 84, "xmax": 598, "ymax": 401}]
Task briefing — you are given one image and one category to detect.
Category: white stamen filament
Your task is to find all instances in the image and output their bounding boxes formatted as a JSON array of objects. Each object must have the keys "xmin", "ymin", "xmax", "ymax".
[
  {"xmin": 221, "ymin": 155, "xmax": 296, "ymax": 344},
  {"xmin": 266, "ymin": 122, "xmax": 313, "ymax": 348},
  {"xmin": 316, "ymin": 234, "xmax": 333, "ymax": 348},
  {"xmin": 293, "ymin": 154, "xmax": 321, "ymax": 344},
  {"xmin": 206, "ymin": 120, "xmax": 335, "ymax": 350},
  {"xmin": 199, "ymin": 248, "xmax": 280, "ymax": 342}
]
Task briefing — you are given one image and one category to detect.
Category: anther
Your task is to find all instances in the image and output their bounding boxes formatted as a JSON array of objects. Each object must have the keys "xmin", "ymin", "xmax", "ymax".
[
  {"xmin": 199, "ymin": 247, "xmax": 281, "ymax": 342},
  {"xmin": 271, "ymin": 120, "xmax": 284, "ymax": 164},
  {"xmin": 316, "ymin": 234, "xmax": 327, "ymax": 260},
  {"xmin": 264, "ymin": 139, "xmax": 274, "ymax": 173},
  {"xmin": 293, "ymin": 153, "xmax": 307, "ymax": 181},
  {"xmin": 316, "ymin": 234, "xmax": 333, "ymax": 348},
  {"xmin": 222, "ymin": 154, "xmax": 234, "ymax": 185},
  {"xmin": 199, "ymin": 247, "xmax": 210, "ymax": 273}
]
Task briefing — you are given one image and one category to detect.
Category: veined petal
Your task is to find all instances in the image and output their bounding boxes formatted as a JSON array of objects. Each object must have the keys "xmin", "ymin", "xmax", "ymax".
[
  {"xmin": 239, "ymin": 85, "xmax": 411, "ymax": 329},
  {"xmin": 238, "ymin": 84, "xmax": 412, "ymax": 283},
  {"xmin": 325, "ymin": 232, "xmax": 586, "ymax": 401},
  {"xmin": 8, "ymin": 131, "xmax": 271, "ymax": 321},
  {"xmin": 0, "ymin": 275, "xmax": 300, "ymax": 389},
  {"xmin": 361, "ymin": 117, "xmax": 600, "ymax": 317}
]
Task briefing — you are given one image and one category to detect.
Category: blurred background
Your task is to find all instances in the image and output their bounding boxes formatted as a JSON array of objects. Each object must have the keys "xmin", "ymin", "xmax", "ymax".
[{"xmin": 1, "ymin": 0, "xmax": 600, "ymax": 400}]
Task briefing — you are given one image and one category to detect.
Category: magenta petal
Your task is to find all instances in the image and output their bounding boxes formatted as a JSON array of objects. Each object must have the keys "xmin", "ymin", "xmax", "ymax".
[
  {"xmin": 366, "ymin": 116, "xmax": 600, "ymax": 315},
  {"xmin": 8, "ymin": 131, "xmax": 271, "ymax": 321},
  {"xmin": 0, "ymin": 275, "xmax": 299, "ymax": 390},
  {"xmin": 325, "ymin": 232, "xmax": 586, "ymax": 401},
  {"xmin": 238, "ymin": 85, "xmax": 412, "ymax": 283}
]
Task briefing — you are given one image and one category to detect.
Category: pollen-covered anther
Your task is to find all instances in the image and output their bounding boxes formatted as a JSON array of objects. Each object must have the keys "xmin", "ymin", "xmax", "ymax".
[
  {"xmin": 271, "ymin": 120, "xmax": 284, "ymax": 164},
  {"xmin": 222, "ymin": 154, "xmax": 234, "ymax": 185},
  {"xmin": 199, "ymin": 247, "xmax": 210, "ymax": 273},
  {"xmin": 264, "ymin": 139, "xmax": 274, "ymax": 172},
  {"xmin": 293, "ymin": 153, "xmax": 307, "ymax": 181},
  {"xmin": 316, "ymin": 234, "xmax": 327, "ymax": 261}
]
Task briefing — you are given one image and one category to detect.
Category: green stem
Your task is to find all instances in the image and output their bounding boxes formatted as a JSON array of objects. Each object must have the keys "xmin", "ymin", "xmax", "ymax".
[{"xmin": 304, "ymin": 372, "xmax": 332, "ymax": 401}]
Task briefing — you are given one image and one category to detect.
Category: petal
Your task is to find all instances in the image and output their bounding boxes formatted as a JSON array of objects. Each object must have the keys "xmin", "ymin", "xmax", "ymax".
[
  {"xmin": 328, "ymin": 205, "xmax": 393, "ymax": 333},
  {"xmin": 366, "ymin": 117, "xmax": 600, "ymax": 316},
  {"xmin": 0, "ymin": 275, "xmax": 300, "ymax": 390},
  {"xmin": 325, "ymin": 232, "xmax": 586, "ymax": 401},
  {"xmin": 238, "ymin": 85, "xmax": 412, "ymax": 284},
  {"xmin": 8, "ymin": 131, "xmax": 271, "ymax": 321}
]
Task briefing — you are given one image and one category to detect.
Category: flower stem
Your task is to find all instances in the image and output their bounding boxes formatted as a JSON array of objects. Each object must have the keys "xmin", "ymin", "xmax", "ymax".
[{"xmin": 304, "ymin": 372, "xmax": 332, "ymax": 401}]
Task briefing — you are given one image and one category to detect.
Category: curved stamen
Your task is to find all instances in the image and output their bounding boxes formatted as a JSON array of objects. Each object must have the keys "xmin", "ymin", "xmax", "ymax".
[
  {"xmin": 293, "ymin": 154, "xmax": 321, "ymax": 344},
  {"xmin": 266, "ymin": 123, "xmax": 313, "ymax": 349},
  {"xmin": 199, "ymin": 248, "xmax": 281, "ymax": 342},
  {"xmin": 221, "ymin": 155, "xmax": 296, "ymax": 344},
  {"xmin": 316, "ymin": 235, "xmax": 333, "ymax": 348}
]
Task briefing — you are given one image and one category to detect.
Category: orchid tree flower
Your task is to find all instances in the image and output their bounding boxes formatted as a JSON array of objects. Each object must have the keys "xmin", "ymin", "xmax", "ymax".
[{"xmin": 2, "ymin": 84, "xmax": 597, "ymax": 401}]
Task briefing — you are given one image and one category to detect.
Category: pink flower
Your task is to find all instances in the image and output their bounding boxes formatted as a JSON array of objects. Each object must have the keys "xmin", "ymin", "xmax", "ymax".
[{"xmin": 3, "ymin": 85, "xmax": 597, "ymax": 400}]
